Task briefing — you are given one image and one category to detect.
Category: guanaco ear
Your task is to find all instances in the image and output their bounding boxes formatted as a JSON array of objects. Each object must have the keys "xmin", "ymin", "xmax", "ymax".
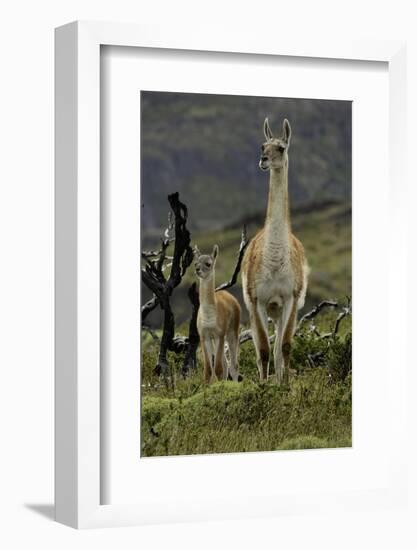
[
  {"xmin": 212, "ymin": 244, "xmax": 219, "ymax": 261},
  {"xmin": 282, "ymin": 118, "xmax": 291, "ymax": 145},
  {"xmin": 193, "ymin": 245, "xmax": 201, "ymax": 259},
  {"xmin": 263, "ymin": 117, "xmax": 274, "ymax": 141}
]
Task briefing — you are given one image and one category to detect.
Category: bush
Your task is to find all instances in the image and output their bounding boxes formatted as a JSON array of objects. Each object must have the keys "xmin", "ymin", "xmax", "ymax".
[
  {"xmin": 291, "ymin": 330, "xmax": 352, "ymax": 382},
  {"xmin": 140, "ymin": 312, "xmax": 352, "ymax": 457},
  {"xmin": 141, "ymin": 368, "xmax": 351, "ymax": 457}
]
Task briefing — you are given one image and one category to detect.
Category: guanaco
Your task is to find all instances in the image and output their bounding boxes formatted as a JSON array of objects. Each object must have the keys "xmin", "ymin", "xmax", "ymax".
[
  {"xmin": 241, "ymin": 118, "xmax": 309, "ymax": 384},
  {"xmin": 195, "ymin": 245, "xmax": 241, "ymax": 383}
]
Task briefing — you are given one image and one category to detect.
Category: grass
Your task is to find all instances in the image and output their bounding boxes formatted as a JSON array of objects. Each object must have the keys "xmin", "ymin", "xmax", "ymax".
[{"xmin": 141, "ymin": 311, "xmax": 352, "ymax": 457}]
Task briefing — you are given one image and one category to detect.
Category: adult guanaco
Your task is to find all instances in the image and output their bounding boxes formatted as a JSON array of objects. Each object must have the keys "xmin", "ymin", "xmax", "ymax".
[{"xmin": 241, "ymin": 118, "xmax": 309, "ymax": 384}]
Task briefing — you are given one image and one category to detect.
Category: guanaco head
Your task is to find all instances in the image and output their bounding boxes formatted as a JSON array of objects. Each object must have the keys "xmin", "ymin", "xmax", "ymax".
[
  {"xmin": 194, "ymin": 244, "xmax": 219, "ymax": 280},
  {"xmin": 259, "ymin": 118, "xmax": 291, "ymax": 171}
]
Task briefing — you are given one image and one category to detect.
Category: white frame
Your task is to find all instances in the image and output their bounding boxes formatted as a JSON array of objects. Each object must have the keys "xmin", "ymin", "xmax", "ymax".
[{"xmin": 55, "ymin": 21, "xmax": 407, "ymax": 529}]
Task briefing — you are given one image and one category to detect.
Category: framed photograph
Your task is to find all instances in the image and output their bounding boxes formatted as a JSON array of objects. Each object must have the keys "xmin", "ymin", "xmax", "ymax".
[{"xmin": 55, "ymin": 21, "xmax": 407, "ymax": 528}]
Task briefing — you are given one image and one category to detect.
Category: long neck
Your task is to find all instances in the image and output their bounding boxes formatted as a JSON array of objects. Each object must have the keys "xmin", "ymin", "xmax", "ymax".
[
  {"xmin": 199, "ymin": 272, "xmax": 216, "ymax": 311},
  {"xmin": 264, "ymin": 166, "xmax": 291, "ymax": 250}
]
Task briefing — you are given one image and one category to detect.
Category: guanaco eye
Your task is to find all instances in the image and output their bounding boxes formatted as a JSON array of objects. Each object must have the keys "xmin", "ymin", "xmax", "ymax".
[
  {"xmin": 278, "ymin": 145, "xmax": 285, "ymax": 153},
  {"xmin": 261, "ymin": 144, "xmax": 265, "ymax": 152},
  {"xmin": 205, "ymin": 262, "xmax": 211, "ymax": 267}
]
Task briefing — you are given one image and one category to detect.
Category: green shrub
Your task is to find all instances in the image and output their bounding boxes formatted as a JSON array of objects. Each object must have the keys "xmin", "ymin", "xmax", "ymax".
[
  {"xmin": 141, "ymin": 368, "xmax": 351, "ymax": 457},
  {"xmin": 140, "ymin": 312, "xmax": 352, "ymax": 457},
  {"xmin": 327, "ymin": 332, "xmax": 352, "ymax": 382}
]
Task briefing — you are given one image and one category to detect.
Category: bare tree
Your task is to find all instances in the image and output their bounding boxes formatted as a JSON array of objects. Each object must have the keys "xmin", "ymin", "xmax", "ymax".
[
  {"xmin": 141, "ymin": 193, "xmax": 250, "ymax": 379},
  {"xmin": 141, "ymin": 192, "xmax": 193, "ymax": 377}
]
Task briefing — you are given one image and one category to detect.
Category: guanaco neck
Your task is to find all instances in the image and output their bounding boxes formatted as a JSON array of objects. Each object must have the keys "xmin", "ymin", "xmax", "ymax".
[
  {"xmin": 263, "ymin": 165, "xmax": 291, "ymax": 257},
  {"xmin": 198, "ymin": 272, "xmax": 216, "ymax": 316}
]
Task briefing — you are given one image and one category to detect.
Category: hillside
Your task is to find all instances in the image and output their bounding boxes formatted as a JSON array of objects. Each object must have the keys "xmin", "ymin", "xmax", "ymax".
[{"xmin": 141, "ymin": 91, "xmax": 351, "ymax": 236}]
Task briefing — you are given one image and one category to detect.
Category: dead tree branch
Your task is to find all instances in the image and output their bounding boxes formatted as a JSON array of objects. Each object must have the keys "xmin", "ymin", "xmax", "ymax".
[
  {"xmin": 181, "ymin": 282, "xmax": 200, "ymax": 376},
  {"xmin": 239, "ymin": 329, "xmax": 253, "ymax": 345},
  {"xmin": 141, "ymin": 192, "xmax": 193, "ymax": 377},
  {"xmin": 239, "ymin": 329, "xmax": 275, "ymax": 345},
  {"xmin": 240, "ymin": 299, "xmax": 351, "ymax": 348},
  {"xmin": 297, "ymin": 300, "xmax": 338, "ymax": 329},
  {"xmin": 312, "ymin": 303, "xmax": 351, "ymax": 339},
  {"xmin": 216, "ymin": 225, "xmax": 250, "ymax": 292},
  {"xmin": 307, "ymin": 351, "xmax": 326, "ymax": 368},
  {"xmin": 142, "ymin": 295, "xmax": 159, "ymax": 322},
  {"xmin": 333, "ymin": 305, "xmax": 351, "ymax": 336}
]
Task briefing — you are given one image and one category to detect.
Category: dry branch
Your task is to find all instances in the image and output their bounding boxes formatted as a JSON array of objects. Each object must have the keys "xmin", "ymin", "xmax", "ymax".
[
  {"xmin": 333, "ymin": 305, "xmax": 351, "ymax": 336},
  {"xmin": 141, "ymin": 192, "xmax": 193, "ymax": 377},
  {"xmin": 239, "ymin": 329, "xmax": 253, "ymax": 345},
  {"xmin": 299, "ymin": 300, "xmax": 351, "ymax": 369},
  {"xmin": 239, "ymin": 328, "xmax": 275, "ymax": 345},
  {"xmin": 297, "ymin": 300, "xmax": 338, "ymax": 329},
  {"xmin": 181, "ymin": 282, "xmax": 200, "ymax": 376},
  {"xmin": 141, "ymin": 295, "xmax": 159, "ymax": 322},
  {"xmin": 307, "ymin": 351, "xmax": 326, "ymax": 369},
  {"xmin": 311, "ymin": 302, "xmax": 351, "ymax": 339},
  {"xmin": 216, "ymin": 225, "xmax": 250, "ymax": 292},
  {"xmin": 240, "ymin": 299, "xmax": 351, "ymax": 349}
]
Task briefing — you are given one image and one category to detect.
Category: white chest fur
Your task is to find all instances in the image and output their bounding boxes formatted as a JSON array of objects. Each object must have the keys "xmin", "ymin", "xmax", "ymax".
[
  {"xmin": 255, "ymin": 258, "xmax": 294, "ymax": 308},
  {"xmin": 198, "ymin": 304, "xmax": 217, "ymax": 331}
]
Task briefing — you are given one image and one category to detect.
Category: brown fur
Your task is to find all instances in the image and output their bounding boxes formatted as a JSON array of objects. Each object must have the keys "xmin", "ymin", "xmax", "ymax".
[
  {"xmin": 195, "ymin": 246, "xmax": 241, "ymax": 383},
  {"xmin": 242, "ymin": 230, "xmax": 306, "ymax": 303},
  {"xmin": 242, "ymin": 118, "xmax": 308, "ymax": 383},
  {"xmin": 198, "ymin": 290, "xmax": 241, "ymax": 383}
]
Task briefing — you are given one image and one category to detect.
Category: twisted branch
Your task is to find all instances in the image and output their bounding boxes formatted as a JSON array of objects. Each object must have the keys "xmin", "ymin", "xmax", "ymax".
[
  {"xmin": 141, "ymin": 193, "xmax": 193, "ymax": 377},
  {"xmin": 141, "ymin": 295, "xmax": 159, "ymax": 322},
  {"xmin": 297, "ymin": 300, "xmax": 338, "ymax": 329},
  {"xmin": 216, "ymin": 225, "xmax": 250, "ymax": 292}
]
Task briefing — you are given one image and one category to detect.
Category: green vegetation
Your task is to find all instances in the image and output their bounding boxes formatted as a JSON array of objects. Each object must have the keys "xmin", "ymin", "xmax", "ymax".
[{"xmin": 141, "ymin": 311, "xmax": 352, "ymax": 457}]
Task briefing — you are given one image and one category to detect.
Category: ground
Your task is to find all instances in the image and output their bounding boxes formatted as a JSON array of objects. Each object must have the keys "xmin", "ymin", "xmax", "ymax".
[{"xmin": 141, "ymin": 309, "xmax": 352, "ymax": 457}]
